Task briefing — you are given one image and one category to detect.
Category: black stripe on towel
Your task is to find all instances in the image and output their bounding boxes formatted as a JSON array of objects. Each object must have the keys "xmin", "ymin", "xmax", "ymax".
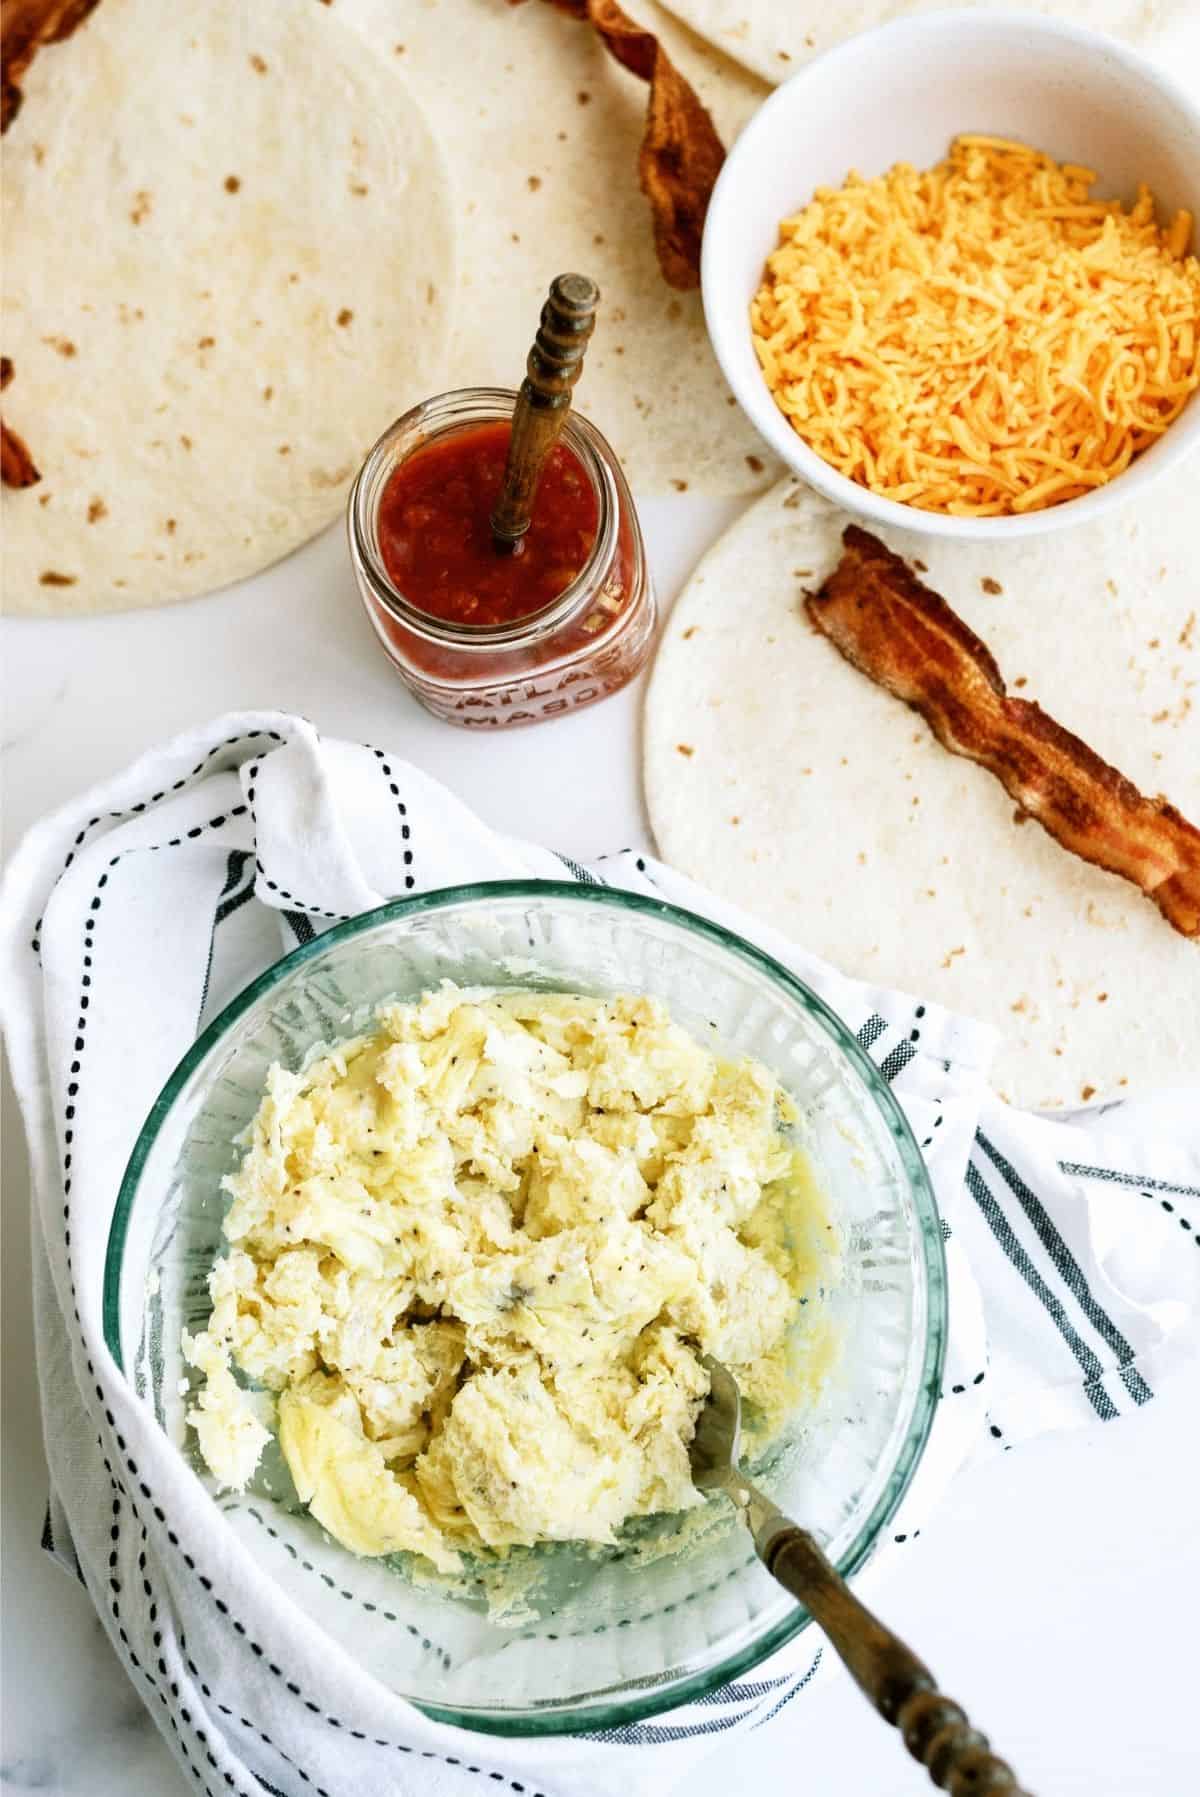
[
  {"xmin": 750, "ymin": 1650, "xmax": 824, "ymax": 1729},
  {"xmin": 199, "ymin": 849, "xmax": 255, "ymax": 1023},
  {"xmin": 696, "ymin": 1673, "xmax": 792, "ymax": 1706},
  {"xmin": 554, "ymin": 851, "xmax": 602, "ymax": 885},
  {"xmin": 964, "ymin": 1161, "xmax": 1118, "ymax": 1421},
  {"xmin": 977, "ymin": 1133, "xmax": 1152, "ymax": 1406},
  {"xmin": 856, "ymin": 1014, "xmax": 887, "ymax": 1051},
  {"xmin": 282, "ymin": 909, "xmax": 316, "ymax": 945},
  {"xmin": 1058, "ymin": 1161, "xmax": 1200, "ymax": 1202},
  {"xmin": 878, "ymin": 1039, "xmax": 917, "ymax": 1084}
]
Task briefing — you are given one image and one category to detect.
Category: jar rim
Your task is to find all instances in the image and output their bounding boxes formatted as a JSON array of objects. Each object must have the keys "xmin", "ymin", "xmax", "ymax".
[{"xmin": 348, "ymin": 387, "xmax": 619, "ymax": 649}]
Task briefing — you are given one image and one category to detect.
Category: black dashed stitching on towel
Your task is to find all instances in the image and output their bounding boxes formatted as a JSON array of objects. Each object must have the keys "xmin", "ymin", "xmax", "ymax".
[
  {"xmin": 104, "ymin": 1446, "xmax": 549, "ymax": 1794},
  {"xmin": 103, "ymin": 1463, "xmax": 261, "ymax": 1797},
  {"xmin": 243, "ymin": 761, "xmax": 349, "ymax": 921},
  {"xmin": 30, "ymin": 730, "xmax": 282, "ymax": 955},
  {"xmin": 228, "ymin": 1504, "xmax": 451, "ymax": 1668},
  {"xmin": 368, "ymin": 747, "xmax": 416, "ymax": 891}
]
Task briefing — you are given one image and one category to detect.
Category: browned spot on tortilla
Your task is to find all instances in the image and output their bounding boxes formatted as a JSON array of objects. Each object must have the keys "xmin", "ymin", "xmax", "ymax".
[
  {"xmin": 1081, "ymin": 1084, "xmax": 1096, "ymax": 1101},
  {"xmin": 42, "ymin": 335, "xmax": 77, "ymax": 357},
  {"xmin": 39, "ymin": 570, "xmax": 75, "ymax": 586},
  {"xmin": 781, "ymin": 489, "xmax": 803, "ymax": 509},
  {"xmin": 593, "ymin": 232, "xmax": 605, "ymax": 246},
  {"xmin": 2, "ymin": 421, "xmax": 40, "ymax": 487},
  {"xmin": 1180, "ymin": 611, "xmax": 1196, "ymax": 649},
  {"xmin": 32, "ymin": 142, "xmax": 44, "ymax": 162},
  {"xmin": 912, "ymin": 559, "xmax": 927, "ymax": 572},
  {"xmin": 527, "ymin": 175, "xmax": 542, "ymax": 192},
  {"xmin": 1148, "ymin": 637, "xmax": 1161, "ymax": 649},
  {"xmin": 745, "ymin": 454, "xmax": 764, "ymax": 473},
  {"xmin": 1010, "ymin": 997, "xmax": 1027, "ymax": 1012},
  {"xmin": 278, "ymin": 444, "xmax": 291, "ymax": 456},
  {"xmin": 1013, "ymin": 675, "xmax": 1027, "ymax": 688},
  {"xmin": 1097, "ymin": 992, "xmax": 1108, "ymax": 1002},
  {"xmin": 941, "ymin": 946, "xmax": 965, "ymax": 967},
  {"xmin": 87, "ymin": 497, "xmax": 106, "ymax": 522},
  {"xmin": 249, "ymin": 52, "xmax": 267, "ymax": 72},
  {"xmin": 165, "ymin": 517, "xmax": 177, "ymax": 535},
  {"xmin": 578, "ymin": 89, "xmax": 591, "ymax": 104},
  {"xmin": 676, "ymin": 743, "xmax": 694, "ymax": 757},
  {"xmin": 37, "ymin": 491, "xmax": 51, "ymax": 506},
  {"xmin": 197, "ymin": 335, "xmax": 215, "ymax": 349},
  {"xmin": 730, "ymin": 815, "xmax": 740, "ymax": 826},
  {"xmin": 310, "ymin": 464, "xmax": 352, "ymax": 489},
  {"xmin": 349, "ymin": 181, "xmax": 369, "ymax": 196},
  {"xmin": 180, "ymin": 434, "xmax": 192, "ymax": 450},
  {"xmin": 980, "ymin": 576, "xmax": 1003, "ymax": 594},
  {"xmin": 129, "ymin": 189, "xmax": 152, "ymax": 225},
  {"xmin": 672, "ymin": 478, "xmax": 688, "ymax": 491},
  {"xmin": 682, "ymin": 626, "xmax": 698, "ymax": 640},
  {"xmin": 224, "ymin": 174, "xmax": 241, "ymax": 193},
  {"xmin": 1013, "ymin": 808, "xmax": 1028, "ymax": 825},
  {"xmin": 336, "ymin": 308, "xmax": 353, "ymax": 327},
  {"xmin": 394, "ymin": 44, "xmax": 405, "ymax": 54},
  {"xmin": 262, "ymin": 387, "xmax": 273, "ymax": 401}
]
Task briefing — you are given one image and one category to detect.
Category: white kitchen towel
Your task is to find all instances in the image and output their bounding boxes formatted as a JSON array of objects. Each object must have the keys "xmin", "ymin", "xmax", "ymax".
[{"xmin": 2, "ymin": 711, "xmax": 1197, "ymax": 1797}]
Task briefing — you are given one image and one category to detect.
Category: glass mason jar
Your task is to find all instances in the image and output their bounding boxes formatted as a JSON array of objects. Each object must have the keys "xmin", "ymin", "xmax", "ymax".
[{"xmin": 347, "ymin": 388, "xmax": 656, "ymax": 728}]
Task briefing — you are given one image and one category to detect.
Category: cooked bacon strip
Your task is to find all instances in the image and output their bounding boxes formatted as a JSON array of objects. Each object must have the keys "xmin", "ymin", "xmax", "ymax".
[
  {"xmin": 2, "ymin": 0, "xmax": 101, "ymax": 133},
  {"xmin": 807, "ymin": 526, "xmax": 1200, "ymax": 938},
  {"xmin": 535, "ymin": 0, "xmax": 724, "ymax": 288}
]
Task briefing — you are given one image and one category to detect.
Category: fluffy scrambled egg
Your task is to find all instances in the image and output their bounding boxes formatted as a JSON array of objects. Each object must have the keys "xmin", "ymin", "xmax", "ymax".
[{"xmin": 184, "ymin": 987, "xmax": 828, "ymax": 1571}]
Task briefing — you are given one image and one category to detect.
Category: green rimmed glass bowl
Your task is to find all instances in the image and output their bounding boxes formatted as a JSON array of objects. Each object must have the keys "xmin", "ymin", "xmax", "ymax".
[{"xmin": 104, "ymin": 882, "xmax": 945, "ymax": 1735}]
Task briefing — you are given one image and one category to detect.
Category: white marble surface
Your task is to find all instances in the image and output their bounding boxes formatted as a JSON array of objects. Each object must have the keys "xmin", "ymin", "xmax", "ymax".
[{"xmin": 4, "ymin": 483, "xmax": 1200, "ymax": 1796}]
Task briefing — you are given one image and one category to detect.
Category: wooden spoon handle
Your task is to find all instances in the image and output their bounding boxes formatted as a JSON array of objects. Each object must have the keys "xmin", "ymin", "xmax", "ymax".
[
  {"xmin": 764, "ymin": 1526, "xmax": 1033, "ymax": 1795},
  {"xmin": 490, "ymin": 272, "xmax": 599, "ymax": 548}
]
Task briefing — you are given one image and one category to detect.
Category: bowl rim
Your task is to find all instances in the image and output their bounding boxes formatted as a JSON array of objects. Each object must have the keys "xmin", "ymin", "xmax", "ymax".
[
  {"xmin": 701, "ymin": 5, "xmax": 1200, "ymax": 541},
  {"xmin": 104, "ymin": 878, "xmax": 947, "ymax": 1735}
]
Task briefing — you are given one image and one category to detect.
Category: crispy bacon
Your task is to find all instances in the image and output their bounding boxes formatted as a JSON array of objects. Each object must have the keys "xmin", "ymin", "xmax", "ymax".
[
  {"xmin": 808, "ymin": 526, "xmax": 1200, "ymax": 938},
  {"xmin": 2, "ymin": 0, "xmax": 100, "ymax": 133},
  {"xmin": 534, "ymin": 0, "xmax": 724, "ymax": 289}
]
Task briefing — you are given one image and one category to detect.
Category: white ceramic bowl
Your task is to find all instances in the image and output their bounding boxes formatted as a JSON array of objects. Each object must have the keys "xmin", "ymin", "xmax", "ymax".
[{"xmin": 702, "ymin": 8, "xmax": 1200, "ymax": 540}]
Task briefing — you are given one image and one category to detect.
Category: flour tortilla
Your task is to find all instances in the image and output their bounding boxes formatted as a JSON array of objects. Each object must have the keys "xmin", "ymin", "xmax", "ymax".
[
  {"xmin": 2, "ymin": 0, "xmax": 455, "ymax": 615},
  {"xmin": 645, "ymin": 469, "xmax": 1200, "ymax": 1109},
  {"xmin": 657, "ymin": 1, "xmax": 1191, "ymax": 88},
  {"xmin": 337, "ymin": 0, "xmax": 777, "ymax": 499}
]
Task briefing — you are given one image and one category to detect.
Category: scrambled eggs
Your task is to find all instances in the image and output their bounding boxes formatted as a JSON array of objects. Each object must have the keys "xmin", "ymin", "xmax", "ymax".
[{"xmin": 184, "ymin": 987, "xmax": 827, "ymax": 1570}]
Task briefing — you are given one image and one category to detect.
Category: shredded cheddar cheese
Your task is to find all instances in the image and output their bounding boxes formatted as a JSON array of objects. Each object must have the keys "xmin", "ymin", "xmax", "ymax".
[{"xmin": 751, "ymin": 138, "xmax": 1200, "ymax": 516}]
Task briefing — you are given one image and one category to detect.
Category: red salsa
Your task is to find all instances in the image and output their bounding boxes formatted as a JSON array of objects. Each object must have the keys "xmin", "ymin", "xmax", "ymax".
[{"xmin": 377, "ymin": 421, "xmax": 599, "ymax": 626}]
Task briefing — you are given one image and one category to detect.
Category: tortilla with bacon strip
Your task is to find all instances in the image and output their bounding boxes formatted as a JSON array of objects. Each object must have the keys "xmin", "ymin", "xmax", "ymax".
[
  {"xmin": 809, "ymin": 527, "xmax": 1200, "ymax": 939},
  {"xmin": 645, "ymin": 472, "xmax": 1200, "ymax": 1109}
]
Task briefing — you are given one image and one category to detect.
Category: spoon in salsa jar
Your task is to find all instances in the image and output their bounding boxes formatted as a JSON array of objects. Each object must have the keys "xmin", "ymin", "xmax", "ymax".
[
  {"xmin": 489, "ymin": 272, "xmax": 600, "ymax": 555},
  {"xmin": 690, "ymin": 1354, "xmax": 1035, "ymax": 1795}
]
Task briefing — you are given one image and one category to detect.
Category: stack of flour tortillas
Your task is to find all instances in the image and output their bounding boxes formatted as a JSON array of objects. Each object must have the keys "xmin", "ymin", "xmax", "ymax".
[
  {"xmin": 2, "ymin": 0, "xmax": 456, "ymax": 614},
  {"xmin": 645, "ymin": 464, "xmax": 1200, "ymax": 1110},
  {"xmin": 2, "ymin": 0, "xmax": 771, "ymax": 617},
  {"xmin": 657, "ymin": 0, "xmax": 1192, "ymax": 87}
]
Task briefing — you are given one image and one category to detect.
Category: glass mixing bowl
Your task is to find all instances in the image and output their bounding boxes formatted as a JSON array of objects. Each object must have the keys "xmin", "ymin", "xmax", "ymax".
[{"xmin": 104, "ymin": 883, "xmax": 945, "ymax": 1735}]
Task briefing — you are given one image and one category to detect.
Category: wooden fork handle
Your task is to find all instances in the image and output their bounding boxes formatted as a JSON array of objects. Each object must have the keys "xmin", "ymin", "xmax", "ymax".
[{"xmin": 764, "ymin": 1526, "xmax": 1033, "ymax": 1795}]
